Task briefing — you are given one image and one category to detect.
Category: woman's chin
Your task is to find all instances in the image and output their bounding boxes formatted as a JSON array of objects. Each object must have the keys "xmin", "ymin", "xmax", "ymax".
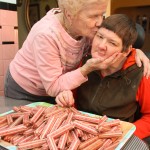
[{"xmin": 92, "ymin": 51, "xmax": 106, "ymax": 58}]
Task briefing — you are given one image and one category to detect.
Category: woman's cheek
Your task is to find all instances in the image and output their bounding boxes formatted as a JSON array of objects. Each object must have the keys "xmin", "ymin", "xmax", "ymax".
[
  {"xmin": 91, "ymin": 52, "xmax": 98, "ymax": 58},
  {"xmin": 92, "ymin": 52, "xmax": 105, "ymax": 59}
]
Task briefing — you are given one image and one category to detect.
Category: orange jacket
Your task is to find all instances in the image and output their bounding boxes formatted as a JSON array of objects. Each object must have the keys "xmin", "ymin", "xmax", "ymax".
[{"xmin": 123, "ymin": 49, "xmax": 150, "ymax": 139}]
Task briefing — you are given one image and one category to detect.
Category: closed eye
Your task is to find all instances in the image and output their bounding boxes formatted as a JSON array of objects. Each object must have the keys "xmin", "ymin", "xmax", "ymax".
[
  {"xmin": 109, "ymin": 41, "xmax": 117, "ymax": 46},
  {"xmin": 97, "ymin": 34, "xmax": 103, "ymax": 39}
]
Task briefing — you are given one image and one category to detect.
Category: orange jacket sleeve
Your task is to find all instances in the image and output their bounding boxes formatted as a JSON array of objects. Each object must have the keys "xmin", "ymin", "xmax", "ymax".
[{"xmin": 134, "ymin": 77, "xmax": 150, "ymax": 139}]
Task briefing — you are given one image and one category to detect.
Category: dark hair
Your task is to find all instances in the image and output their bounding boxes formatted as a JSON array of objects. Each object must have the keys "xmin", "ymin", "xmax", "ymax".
[{"xmin": 100, "ymin": 14, "xmax": 137, "ymax": 51}]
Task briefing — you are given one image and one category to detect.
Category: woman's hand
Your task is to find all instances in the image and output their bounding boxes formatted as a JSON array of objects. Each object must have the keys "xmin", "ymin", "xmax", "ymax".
[
  {"xmin": 55, "ymin": 90, "xmax": 74, "ymax": 107},
  {"xmin": 80, "ymin": 52, "xmax": 128, "ymax": 77},
  {"xmin": 135, "ymin": 49, "xmax": 150, "ymax": 78},
  {"xmin": 80, "ymin": 53, "xmax": 119, "ymax": 77},
  {"xmin": 109, "ymin": 53, "xmax": 127, "ymax": 70}
]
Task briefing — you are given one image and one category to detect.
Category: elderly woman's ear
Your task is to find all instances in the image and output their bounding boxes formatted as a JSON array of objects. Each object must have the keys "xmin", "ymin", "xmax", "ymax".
[{"xmin": 64, "ymin": 9, "xmax": 73, "ymax": 23}]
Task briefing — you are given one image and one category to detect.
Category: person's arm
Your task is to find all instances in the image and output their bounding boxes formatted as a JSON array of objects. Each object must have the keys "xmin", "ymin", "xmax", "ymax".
[
  {"xmin": 33, "ymin": 34, "xmax": 88, "ymax": 97},
  {"xmin": 81, "ymin": 49, "xmax": 150, "ymax": 78},
  {"xmin": 134, "ymin": 77, "xmax": 150, "ymax": 139},
  {"xmin": 33, "ymin": 34, "xmax": 124, "ymax": 97},
  {"xmin": 135, "ymin": 49, "xmax": 150, "ymax": 78},
  {"xmin": 80, "ymin": 52, "xmax": 122, "ymax": 77},
  {"xmin": 33, "ymin": 34, "xmax": 150, "ymax": 97}
]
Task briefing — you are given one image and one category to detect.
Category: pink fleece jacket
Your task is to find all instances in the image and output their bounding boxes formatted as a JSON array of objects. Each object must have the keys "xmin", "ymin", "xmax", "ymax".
[{"xmin": 10, "ymin": 9, "xmax": 88, "ymax": 97}]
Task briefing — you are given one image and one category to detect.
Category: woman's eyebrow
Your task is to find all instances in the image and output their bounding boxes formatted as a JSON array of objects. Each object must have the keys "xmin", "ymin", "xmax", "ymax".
[{"xmin": 109, "ymin": 39, "xmax": 120, "ymax": 45}]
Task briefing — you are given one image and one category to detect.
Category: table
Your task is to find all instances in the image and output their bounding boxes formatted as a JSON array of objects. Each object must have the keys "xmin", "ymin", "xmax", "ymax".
[{"xmin": 0, "ymin": 96, "xmax": 149, "ymax": 150}]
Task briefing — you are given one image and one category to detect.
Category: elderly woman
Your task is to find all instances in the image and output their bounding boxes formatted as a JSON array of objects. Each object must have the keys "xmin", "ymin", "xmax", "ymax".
[
  {"xmin": 56, "ymin": 14, "xmax": 150, "ymax": 144},
  {"xmin": 5, "ymin": 0, "xmax": 150, "ymax": 102}
]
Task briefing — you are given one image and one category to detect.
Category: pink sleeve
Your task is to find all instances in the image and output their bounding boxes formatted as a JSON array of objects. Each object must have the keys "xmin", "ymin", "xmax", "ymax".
[
  {"xmin": 32, "ymin": 34, "xmax": 88, "ymax": 97},
  {"xmin": 134, "ymin": 77, "xmax": 150, "ymax": 139}
]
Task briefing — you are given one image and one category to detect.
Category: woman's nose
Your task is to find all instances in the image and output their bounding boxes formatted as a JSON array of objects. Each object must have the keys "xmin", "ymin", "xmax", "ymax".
[
  {"xmin": 96, "ymin": 16, "xmax": 103, "ymax": 27},
  {"xmin": 99, "ymin": 40, "xmax": 107, "ymax": 50}
]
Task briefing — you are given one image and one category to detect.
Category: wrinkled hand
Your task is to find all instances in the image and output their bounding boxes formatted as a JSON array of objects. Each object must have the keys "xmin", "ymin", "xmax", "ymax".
[
  {"xmin": 109, "ymin": 53, "xmax": 127, "ymax": 71},
  {"xmin": 135, "ymin": 49, "xmax": 150, "ymax": 78},
  {"xmin": 80, "ymin": 52, "xmax": 119, "ymax": 76},
  {"xmin": 55, "ymin": 90, "xmax": 75, "ymax": 107},
  {"xmin": 80, "ymin": 52, "xmax": 128, "ymax": 76}
]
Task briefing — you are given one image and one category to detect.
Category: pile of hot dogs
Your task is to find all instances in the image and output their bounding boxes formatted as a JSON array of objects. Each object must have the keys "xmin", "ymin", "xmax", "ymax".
[{"xmin": 0, "ymin": 105, "xmax": 123, "ymax": 150}]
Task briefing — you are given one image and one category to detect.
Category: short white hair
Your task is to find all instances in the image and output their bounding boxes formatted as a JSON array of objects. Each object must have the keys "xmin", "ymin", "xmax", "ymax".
[
  {"xmin": 58, "ymin": 0, "xmax": 83, "ymax": 15},
  {"xmin": 58, "ymin": 0, "xmax": 105, "ymax": 15}
]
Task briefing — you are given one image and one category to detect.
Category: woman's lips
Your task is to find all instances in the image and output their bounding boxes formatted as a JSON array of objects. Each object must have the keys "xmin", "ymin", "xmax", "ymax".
[{"xmin": 97, "ymin": 52, "xmax": 106, "ymax": 57}]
